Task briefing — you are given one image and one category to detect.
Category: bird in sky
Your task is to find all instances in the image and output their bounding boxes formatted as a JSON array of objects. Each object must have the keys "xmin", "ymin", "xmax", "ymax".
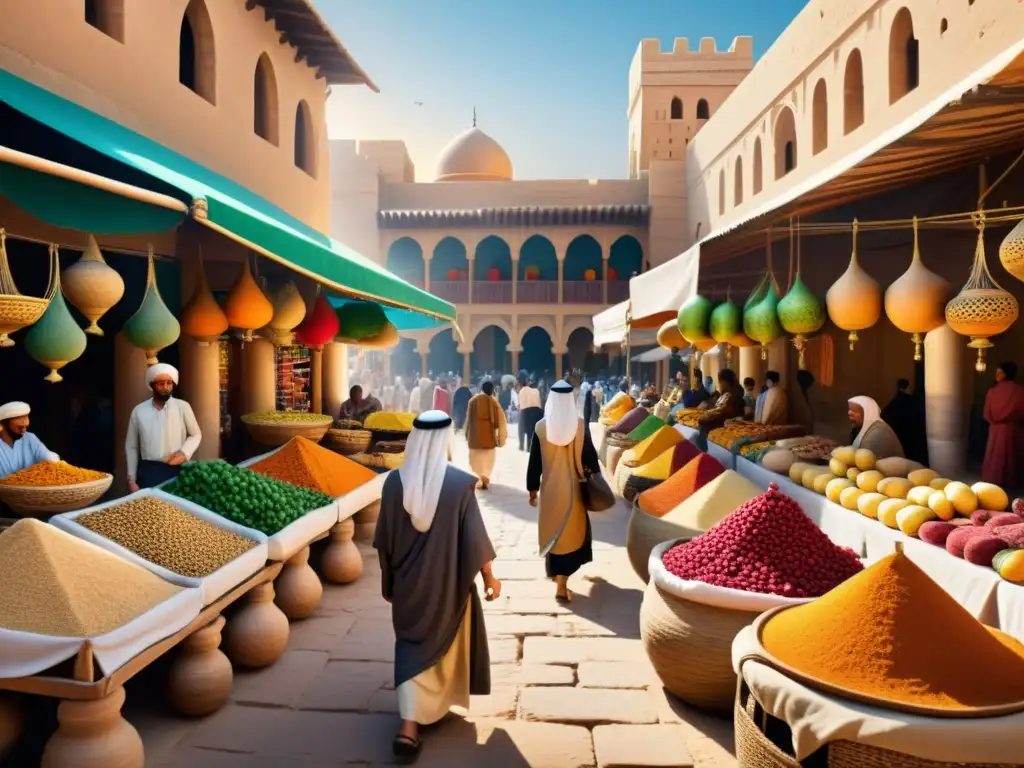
[{"xmin": 413, "ymin": 101, "xmax": 424, "ymax": 106}]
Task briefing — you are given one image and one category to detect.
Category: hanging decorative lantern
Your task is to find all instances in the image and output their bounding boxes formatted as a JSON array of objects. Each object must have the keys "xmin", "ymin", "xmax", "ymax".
[
  {"xmin": 998, "ymin": 215, "xmax": 1024, "ymax": 283},
  {"xmin": 25, "ymin": 245, "xmax": 87, "ymax": 382},
  {"xmin": 709, "ymin": 296, "xmax": 742, "ymax": 366},
  {"xmin": 945, "ymin": 213, "xmax": 1019, "ymax": 372},
  {"xmin": 676, "ymin": 294, "xmax": 713, "ymax": 344},
  {"xmin": 778, "ymin": 275, "xmax": 826, "ymax": 368},
  {"xmin": 608, "ymin": 267, "xmax": 618, "ymax": 281},
  {"xmin": 486, "ymin": 267, "xmax": 501, "ymax": 282},
  {"xmin": 694, "ymin": 338, "xmax": 717, "ymax": 353},
  {"xmin": 123, "ymin": 245, "xmax": 180, "ymax": 365},
  {"xmin": 223, "ymin": 256, "xmax": 273, "ymax": 343},
  {"xmin": 358, "ymin": 321, "xmax": 399, "ymax": 350},
  {"xmin": 885, "ymin": 217, "xmax": 951, "ymax": 361},
  {"xmin": 335, "ymin": 300, "xmax": 388, "ymax": 343},
  {"xmin": 525, "ymin": 265, "xmax": 540, "ymax": 281},
  {"xmin": 656, "ymin": 319, "xmax": 685, "ymax": 350},
  {"xmin": 826, "ymin": 220, "xmax": 881, "ymax": 351},
  {"xmin": 266, "ymin": 281, "xmax": 306, "ymax": 346},
  {"xmin": 447, "ymin": 268, "xmax": 459, "ymax": 280},
  {"xmin": 294, "ymin": 290, "xmax": 340, "ymax": 349},
  {"xmin": 0, "ymin": 228, "xmax": 52, "ymax": 347},
  {"xmin": 584, "ymin": 268, "xmax": 597, "ymax": 281},
  {"xmin": 60, "ymin": 234, "xmax": 125, "ymax": 336},
  {"xmin": 743, "ymin": 275, "xmax": 782, "ymax": 361},
  {"xmin": 180, "ymin": 252, "xmax": 228, "ymax": 345}
]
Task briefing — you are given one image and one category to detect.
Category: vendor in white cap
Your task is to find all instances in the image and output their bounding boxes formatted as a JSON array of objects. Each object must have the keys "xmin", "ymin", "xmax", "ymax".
[
  {"xmin": 0, "ymin": 401, "xmax": 60, "ymax": 480},
  {"xmin": 126, "ymin": 363, "xmax": 202, "ymax": 491}
]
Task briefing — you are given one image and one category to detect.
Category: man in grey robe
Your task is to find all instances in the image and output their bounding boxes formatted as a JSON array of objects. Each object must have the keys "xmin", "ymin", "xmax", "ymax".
[{"xmin": 374, "ymin": 409, "xmax": 501, "ymax": 761}]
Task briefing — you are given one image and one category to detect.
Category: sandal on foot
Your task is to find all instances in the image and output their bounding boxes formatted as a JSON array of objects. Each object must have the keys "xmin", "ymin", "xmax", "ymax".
[
  {"xmin": 555, "ymin": 589, "xmax": 573, "ymax": 603},
  {"xmin": 393, "ymin": 734, "xmax": 421, "ymax": 762}
]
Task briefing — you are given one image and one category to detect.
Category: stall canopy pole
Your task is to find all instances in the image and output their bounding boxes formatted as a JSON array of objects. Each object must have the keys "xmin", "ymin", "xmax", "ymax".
[{"xmin": 624, "ymin": 301, "xmax": 632, "ymax": 388}]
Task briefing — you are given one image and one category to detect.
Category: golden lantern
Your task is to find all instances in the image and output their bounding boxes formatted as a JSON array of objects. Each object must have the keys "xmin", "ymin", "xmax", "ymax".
[
  {"xmin": 656, "ymin": 319, "xmax": 685, "ymax": 350},
  {"xmin": 180, "ymin": 252, "xmax": 228, "ymax": 345},
  {"xmin": 61, "ymin": 234, "xmax": 125, "ymax": 336},
  {"xmin": 266, "ymin": 281, "xmax": 307, "ymax": 346},
  {"xmin": 884, "ymin": 217, "xmax": 950, "ymax": 361},
  {"xmin": 825, "ymin": 220, "xmax": 881, "ymax": 350},
  {"xmin": 223, "ymin": 256, "xmax": 273, "ymax": 343},
  {"xmin": 945, "ymin": 214, "xmax": 1019, "ymax": 372},
  {"xmin": 999, "ymin": 215, "xmax": 1024, "ymax": 283}
]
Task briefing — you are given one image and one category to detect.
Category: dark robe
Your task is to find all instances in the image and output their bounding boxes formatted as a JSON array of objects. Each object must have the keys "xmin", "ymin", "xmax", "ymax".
[
  {"xmin": 881, "ymin": 391, "xmax": 916, "ymax": 461},
  {"xmin": 374, "ymin": 465, "xmax": 495, "ymax": 692},
  {"xmin": 452, "ymin": 387, "xmax": 472, "ymax": 431},
  {"xmin": 982, "ymin": 380, "xmax": 1024, "ymax": 487}
]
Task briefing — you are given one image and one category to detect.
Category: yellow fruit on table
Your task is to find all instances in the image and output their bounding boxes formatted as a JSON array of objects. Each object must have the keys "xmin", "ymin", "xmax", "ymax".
[
  {"xmin": 896, "ymin": 505, "xmax": 938, "ymax": 537},
  {"xmin": 802, "ymin": 467, "xmax": 830, "ymax": 490},
  {"xmin": 857, "ymin": 492, "xmax": 887, "ymax": 519},
  {"xmin": 839, "ymin": 486, "xmax": 865, "ymax": 511},
  {"xmin": 855, "ymin": 470, "xmax": 884, "ymax": 493},
  {"xmin": 846, "ymin": 468, "xmax": 861, "ymax": 482},
  {"xmin": 826, "ymin": 478, "xmax": 854, "ymax": 503},
  {"xmin": 929, "ymin": 477, "xmax": 952, "ymax": 490},
  {"xmin": 906, "ymin": 486, "xmax": 935, "ymax": 506},
  {"xmin": 993, "ymin": 549, "xmax": 1024, "ymax": 583},
  {"xmin": 928, "ymin": 491, "xmax": 955, "ymax": 521},
  {"xmin": 878, "ymin": 498, "xmax": 910, "ymax": 528},
  {"xmin": 971, "ymin": 482, "xmax": 1009, "ymax": 512},
  {"xmin": 944, "ymin": 482, "xmax": 978, "ymax": 516},
  {"xmin": 854, "ymin": 448, "xmax": 876, "ymax": 470},
  {"xmin": 880, "ymin": 477, "xmax": 913, "ymax": 499},
  {"xmin": 832, "ymin": 446, "xmax": 856, "ymax": 466},
  {"xmin": 813, "ymin": 473, "xmax": 833, "ymax": 495},
  {"xmin": 829, "ymin": 458, "xmax": 849, "ymax": 477},
  {"xmin": 789, "ymin": 462, "xmax": 811, "ymax": 484},
  {"xmin": 908, "ymin": 468, "xmax": 939, "ymax": 487}
]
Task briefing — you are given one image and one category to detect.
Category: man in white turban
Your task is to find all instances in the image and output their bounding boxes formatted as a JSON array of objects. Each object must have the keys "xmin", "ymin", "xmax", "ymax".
[
  {"xmin": 126, "ymin": 364, "xmax": 202, "ymax": 491},
  {"xmin": 374, "ymin": 410, "xmax": 500, "ymax": 759},
  {"xmin": 0, "ymin": 401, "xmax": 60, "ymax": 480}
]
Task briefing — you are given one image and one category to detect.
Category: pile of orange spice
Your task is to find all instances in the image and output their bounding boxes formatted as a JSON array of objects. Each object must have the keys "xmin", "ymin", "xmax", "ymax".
[
  {"xmin": 248, "ymin": 436, "xmax": 376, "ymax": 498},
  {"xmin": 0, "ymin": 461, "xmax": 106, "ymax": 487},
  {"xmin": 760, "ymin": 551, "xmax": 1024, "ymax": 710}
]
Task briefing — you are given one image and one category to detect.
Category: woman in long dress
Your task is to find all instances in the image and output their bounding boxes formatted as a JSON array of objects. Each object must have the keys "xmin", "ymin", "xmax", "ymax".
[
  {"xmin": 527, "ymin": 380, "xmax": 600, "ymax": 602},
  {"xmin": 982, "ymin": 361, "xmax": 1024, "ymax": 487},
  {"xmin": 848, "ymin": 395, "xmax": 904, "ymax": 458}
]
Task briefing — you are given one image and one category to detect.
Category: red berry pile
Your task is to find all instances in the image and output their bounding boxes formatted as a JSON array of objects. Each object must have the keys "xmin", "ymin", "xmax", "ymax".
[{"xmin": 661, "ymin": 483, "xmax": 863, "ymax": 597}]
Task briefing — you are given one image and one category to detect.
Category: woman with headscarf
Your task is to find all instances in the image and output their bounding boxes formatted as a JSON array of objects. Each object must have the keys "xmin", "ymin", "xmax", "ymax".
[
  {"xmin": 452, "ymin": 383, "xmax": 472, "ymax": 432},
  {"xmin": 374, "ymin": 411, "xmax": 500, "ymax": 759},
  {"xmin": 527, "ymin": 380, "xmax": 600, "ymax": 602},
  {"xmin": 848, "ymin": 395, "xmax": 904, "ymax": 458}
]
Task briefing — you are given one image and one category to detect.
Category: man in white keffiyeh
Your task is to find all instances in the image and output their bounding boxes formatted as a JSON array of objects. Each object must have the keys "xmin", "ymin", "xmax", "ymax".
[{"xmin": 373, "ymin": 410, "xmax": 501, "ymax": 760}]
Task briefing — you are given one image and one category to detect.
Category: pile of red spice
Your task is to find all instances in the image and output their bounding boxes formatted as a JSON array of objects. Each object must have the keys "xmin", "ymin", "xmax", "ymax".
[{"xmin": 662, "ymin": 482, "xmax": 863, "ymax": 597}]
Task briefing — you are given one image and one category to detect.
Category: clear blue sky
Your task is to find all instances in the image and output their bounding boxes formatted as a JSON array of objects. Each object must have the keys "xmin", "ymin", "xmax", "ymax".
[{"xmin": 316, "ymin": 0, "xmax": 806, "ymax": 181}]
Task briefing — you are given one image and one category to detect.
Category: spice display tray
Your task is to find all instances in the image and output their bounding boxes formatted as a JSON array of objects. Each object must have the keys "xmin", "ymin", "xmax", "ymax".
[
  {"xmin": 52, "ymin": 489, "xmax": 268, "ymax": 606},
  {"xmin": 338, "ymin": 470, "xmax": 388, "ymax": 523}
]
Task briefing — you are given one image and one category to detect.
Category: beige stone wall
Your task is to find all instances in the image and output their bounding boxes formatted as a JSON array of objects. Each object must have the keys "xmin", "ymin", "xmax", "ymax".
[
  {"xmin": 380, "ymin": 177, "xmax": 649, "ymax": 211},
  {"xmin": 0, "ymin": 0, "xmax": 335, "ymax": 231}
]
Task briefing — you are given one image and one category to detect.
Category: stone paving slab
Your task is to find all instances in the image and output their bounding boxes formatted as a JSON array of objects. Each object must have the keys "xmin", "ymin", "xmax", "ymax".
[
  {"xmin": 593, "ymin": 724, "xmax": 694, "ymax": 767},
  {"xmin": 486, "ymin": 613, "xmax": 559, "ymax": 637},
  {"xmin": 523, "ymin": 636, "xmax": 647, "ymax": 665},
  {"xmin": 297, "ymin": 660, "xmax": 393, "ymax": 711},
  {"xmin": 492, "ymin": 663, "xmax": 576, "ymax": 686},
  {"xmin": 414, "ymin": 719, "xmax": 596, "ymax": 768},
  {"xmin": 577, "ymin": 661, "xmax": 657, "ymax": 689},
  {"xmin": 520, "ymin": 687, "xmax": 659, "ymax": 725},
  {"xmin": 232, "ymin": 649, "xmax": 329, "ymax": 707}
]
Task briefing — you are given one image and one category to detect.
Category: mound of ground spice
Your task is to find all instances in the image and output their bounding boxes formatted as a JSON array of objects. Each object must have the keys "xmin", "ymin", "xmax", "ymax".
[
  {"xmin": 638, "ymin": 453, "xmax": 724, "ymax": 518},
  {"xmin": 610, "ymin": 407, "xmax": 648, "ymax": 435},
  {"xmin": 0, "ymin": 461, "xmax": 106, "ymax": 487},
  {"xmin": 626, "ymin": 415, "xmax": 666, "ymax": 443},
  {"xmin": 761, "ymin": 550, "xmax": 1024, "ymax": 709},
  {"xmin": 622, "ymin": 426, "xmax": 681, "ymax": 468},
  {"xmin": 0, "ymin": 519, "xmax": 181, "ymax": 637},
  {"xmin": 669, "ymin": 439, "xmax": 702, "ymax": 474},
  {"xmin": 249, "ymin": 436, "xmax": 376, "ymax": 497},
  {"xmin": 661, "ymin": 469, "xmax": 761, "ymax": 531}
]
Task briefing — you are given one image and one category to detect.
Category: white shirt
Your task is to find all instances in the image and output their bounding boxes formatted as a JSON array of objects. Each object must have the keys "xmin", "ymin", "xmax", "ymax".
[
  {"xmin": 125, "ymin": 397, "xmax": 202, "ymax": 482},
  {"xmin": 0, "ymin": 433, "xmax": 59, "ymax": 480},
  {"xmin": 517, "ymin": 386, "xmax": 542, "ymax": 410}
]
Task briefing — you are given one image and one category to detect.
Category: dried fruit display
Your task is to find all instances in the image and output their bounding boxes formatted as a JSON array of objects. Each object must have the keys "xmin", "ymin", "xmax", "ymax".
[
  {"xmin": 789, "ymin": 436, "xmax": 839, "ymax": 462},
  {"xmin": 709, "ymin": 422, "xmax": 806, "ymax": 451}
]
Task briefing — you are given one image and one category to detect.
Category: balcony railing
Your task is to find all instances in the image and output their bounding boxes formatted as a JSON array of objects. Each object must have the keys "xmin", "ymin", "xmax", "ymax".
[
  {"xmin": 607, "ymin": 280, "xmax": 630, "ymax": 303},
  {"xmin": 562, "ymin": 281, "xmax": 604, "ymax": 304},
  {"xmin": 473, "ymin": 281, "xmax": 512, "ymax": 304},
  {"xmin": 429, "ymin": 281, "xmax": 469, "ymax": 304},
  {"xmin": 516, "ymin": 281, "xmax": 560, "ymax": 304},
  {"xmin": 424, "ymin": 279, "xmax": 631, "ymax": 305}
]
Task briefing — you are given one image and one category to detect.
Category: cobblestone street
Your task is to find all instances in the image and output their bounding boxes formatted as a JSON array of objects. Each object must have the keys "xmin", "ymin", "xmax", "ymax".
[{"xmin": 142, "ymin": 437, "xmax": 735, "ymax": 767}]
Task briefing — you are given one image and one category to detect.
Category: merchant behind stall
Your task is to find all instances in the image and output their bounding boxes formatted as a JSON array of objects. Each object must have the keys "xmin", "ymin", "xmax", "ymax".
[
  {"xmin": 126, "ymin": 364, "xmax": 202, "ymax": 491},
  {"xmin": 0, "ymin": 401, "xmax": 59, "ymax": 480},
  {"xmin": 338, "ymin": 385, "xmax": 382, "ymax": 425}
]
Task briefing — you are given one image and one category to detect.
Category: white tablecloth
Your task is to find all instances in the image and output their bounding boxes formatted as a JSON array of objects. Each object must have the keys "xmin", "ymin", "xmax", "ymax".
[{"xmin": 735, "ymin": 456, "xmax": 1022, "ymax": 641}]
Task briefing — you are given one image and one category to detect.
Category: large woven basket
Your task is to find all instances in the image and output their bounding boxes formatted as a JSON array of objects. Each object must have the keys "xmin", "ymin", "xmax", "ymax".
[
  {"xmin": 352, "ymin": 452, "xmax": 404, "ymax": 471},
  {"xmin": 0, "ymin": 474, "xmax": 112, "ymax": 516},
  {"xmin": 626, "ymin": 506, "xmax": 697, "ymax": 583},
  {"xmin": 242, "ymin": 414, "xmax": 332, "ymax": 446},
  {"xmin": 325, "ymin": 428, "xmax": 371, "ymax": 455},
  {"xmin": 0, "ymin": 294, "xmax": 48, "ymax": 346},
  {"xmin": 622, "ymin": 474, "xmax": 662, "ymax": 504},
  {"xmin": 640, "ymin": 576, "xmax": 760, "ymax": 712},
  {"xmin": 734, "ymin": 677, "xmax": 1022, "ymax": 768}
]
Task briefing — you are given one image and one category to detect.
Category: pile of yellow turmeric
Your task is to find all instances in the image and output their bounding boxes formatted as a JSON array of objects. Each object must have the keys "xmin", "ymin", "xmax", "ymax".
[{"xmin": 0, "ymin": 461, "xmax": 106, "ymax": 487}]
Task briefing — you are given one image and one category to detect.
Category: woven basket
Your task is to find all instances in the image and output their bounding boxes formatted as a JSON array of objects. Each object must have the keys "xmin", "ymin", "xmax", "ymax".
[
  {"xmin": 626, "ymin": 506, "xmax": 698, "ymax": 583},
  {"xmin": 623, "ymin": 474, "xmax": 662, "ymax": 504},
  {"xmin": 242, "ymin": 414, "xmax": 333, "ymax": 446},
  {"xmin": 640, "ymin": 576, "xmax": 760, "ymax": 712},
  {"xmin": 325, "ymin": 428, "xmax": 371, "ymax": 455},
  {"xmin": 352, "ymin": 452, "xmax": 404, "ymax": 471},
  {"xmin": 0, "ymin": 294, "xmax": 48, "ymax": 346},
  {"xmin": 0, "ymin": 474, "xmax": 112, "ymax": 516}
]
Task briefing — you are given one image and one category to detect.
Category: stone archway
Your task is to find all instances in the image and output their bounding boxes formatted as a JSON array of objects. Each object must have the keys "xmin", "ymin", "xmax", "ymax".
[
  {"xmin": 471, "ymin": 325, "xmax": 511, "ymax": 377},
  {"xmin": 427, "ymin": 328, "xmax": 460, "ymax": 378},
  {"xmin": 386, "ymin": 237, "xmax": 425, "ymax": 286},
  {"xmin": 431, "ymin": 237, "xmax": 468, "ymax": 303},
  {"xmin": 565, "ymin": 326, "xmax": 595, "ymax": 376},
  {"xmin": 474, "ymin": 235, "xmax": 513, "ymax": 303},
  {"xmin": 521, "ymin": 326, "xmax": 556, "ymax": 381}
]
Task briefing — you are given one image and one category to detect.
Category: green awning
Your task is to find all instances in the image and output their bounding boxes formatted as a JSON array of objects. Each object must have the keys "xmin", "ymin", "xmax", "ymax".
[{"xmin": 0, "ymin": 68, "xmax": 454, "ymax": 327}]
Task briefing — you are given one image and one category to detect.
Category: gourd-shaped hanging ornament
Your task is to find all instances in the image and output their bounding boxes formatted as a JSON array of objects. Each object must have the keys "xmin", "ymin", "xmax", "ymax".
[
  {"xmin": 267, "ymin": 281, "xmax": 307, "ymax": 346},
  {"xmin": 60, "ymin": 234, "xmax": 124, "ymax": 336},
  {"xmin": 676, "ymin": 294, "xmax": 713, "ymax": 344},
  {"xmin": 825, "ymin": 220, "xmax": 881, "ymax": 351},
  {"xmin": 335, "ymin": 300, "xmax": 388, "ymax": 342},
  {"xmin": 0, "ymin": 228, "xmax": 52, "ymax": 347},
  {"xmin": 778, "ymin": 278, "xmax": 825, "ymax": 369},
  {"xmin": 223, "ymin": 256, "xmax": 273, "ymax": 343},
  {"xmin": 709, "ymin": 292, "xmax": 743, "ymax": 367},
  {"xmin": 180, "ymin": 250, "xmax": 228, "ymax": 345},
  {"xmin": 945, "ymin": 213, "xmax": 1019, "ymax": 372},
  {"xmin": 123, "ymin": 245, "xmax": 180, "ymax": 365},
  {"xmin": 25, "ymin": 245, "xmax": 87, "ymax": 382},
  {"xmin": 885, "ymin": 217, "xmax": 950, "ymax": 361},
  {"xmin": 743, "ymin": 277, "xmax": 782, "ymax": 361},
  {"xmin": 358, "ymin": 321, "xmax": 400, "ymax": 350},
  {"xmin": 999, "ymin": 214, "xmax": 1024, "ymax": 283},
  {"xmin": 294, "ymin": 289, "xmax": 340, "ymax": 350},
  {"xmin": 657, "ymin": 319, "xmax": 685, "ymax": 350}
]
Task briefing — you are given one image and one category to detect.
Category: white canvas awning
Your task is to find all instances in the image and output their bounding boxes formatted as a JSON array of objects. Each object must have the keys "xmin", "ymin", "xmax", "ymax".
[
  {"xmin": 629, "ymin": 244, "xmax": 699, "ymax": 331},
  {"xmin": 592, "ymin": 301, "xmax": 629, "ymax": 347},
  {"xmin": 633, "ymin": 346, "xmax": 674, "ymax": 363}
]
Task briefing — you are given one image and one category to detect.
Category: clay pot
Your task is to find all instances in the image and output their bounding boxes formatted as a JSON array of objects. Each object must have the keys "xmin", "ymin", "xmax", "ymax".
[
  {"xmin": 41, "ymin": 687, "xmax": 143, "ymax": 768},
  {"xmin": 274, "ymin": 547, "xmax": 324, "ymax": 621},
  {"xmin": 167, "ymin": 616, "xmax": 233, "ymax": 717},
  {"xmin": 321, "ymin": 518, "xmax": 364, "ymax": 584},
  {"xmin": 223, "ymin": 582, "xmax": 290, "ymax": 669}
]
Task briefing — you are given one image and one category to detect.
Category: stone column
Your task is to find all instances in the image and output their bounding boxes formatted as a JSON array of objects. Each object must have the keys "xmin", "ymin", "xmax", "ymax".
[
  {"xmin": 461, "ymin": 350, "xmax": 471, "ymax": 382},
  {"xmin": 467, "ymin": 254, "xmax": 474, "ymax": 304},
  {"xmin": 511, "ymin": 258, "xmax": 518, "ymax": 303},
  {"xmin": 925, "ymin": 324, "xmax": 967, "ymax": 478},
  {"xmin": 554, "ymin": 348, "xmax": 567, "ymax": 381},
  {"xmin": 241, "ymin": 338, "xmax": 276, "ymax": 415},
  {"xmin": 114, "ymin": 332, "xmax": 150, "ymax": 491},
  {"xmin": 323, "ymin": 342, "xmax": 347, "ymax": 418},
  {"xmin": 510, "ymin": 349, "xmax": 520, "ymax": 375},
  {"xmin": 557, "ymin": 259, "xmax": 564, "ymax": 303},
  {"xmin": 739, "ymin": 346, "xmax": 762, "ymax": 388},
  {"xmin": 602, "ymin": 256, "xmax": 609, "ymax": 304}
]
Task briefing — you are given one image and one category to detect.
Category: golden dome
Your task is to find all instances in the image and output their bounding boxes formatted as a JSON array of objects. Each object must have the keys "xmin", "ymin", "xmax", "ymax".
[{"xmin": 435, "ymin": 127, "xmax": 513, "ymax": 182}]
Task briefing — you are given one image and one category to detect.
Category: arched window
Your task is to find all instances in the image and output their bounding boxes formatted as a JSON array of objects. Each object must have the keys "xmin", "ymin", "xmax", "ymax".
[
  {"xmin": 85, "ymin": 0, "xmax": 124, "ymax": 41},
  {"xmin": 718, "ymin": 169, "xmax": 726, "ymax": 215},
  {"xmin": 294, "ymin": 100, "xmax": 316, "ymax": 176},
  {"xmin": 812, "ymin": 78, "xmax": 828, "ymax": 155},
  {"xmin": 752, "ymin": 138, "xmax": 763, "ymax": 195},
  {"xmin": 253, "ymin": 54, "xmax": 279, "ymax": 145},
  {"xmin": 696, "ymin": 99, "xmax": 710, "ymax": 120},
  {"xmin": 179, "ymin": 0, "xmax": 215, "ymax": 104},
  {"xmin": 734, "ymin": 157, "xmax": 743, "ymax": 206},
  {"xmin": 774, "ymin": 106, "xmax": 797, "ymax": 179},
  {"xmin": 670, "ymin": 97, "xmax": 683, "ymax": 120},
  {"xmin": 844, "ymin": 49, "xmax": 865, "ymax": 134},
  {"xmin": 889, "ymin": 8, "xmax": 919, "ymax": 103}
]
